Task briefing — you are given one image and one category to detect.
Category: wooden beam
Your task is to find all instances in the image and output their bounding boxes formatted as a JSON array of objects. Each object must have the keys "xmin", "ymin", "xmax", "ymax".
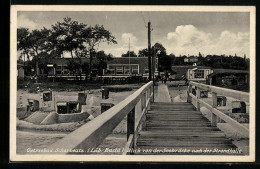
[
  {"xmin": 190, "ymin": 81, "xmax": 249, "ymax": 103},
  {"xmin": 196, "ymin": 88, "xmax": 201, "ymax": 111},
  {"xmin": 127, "ymin": 108, "xmax": 135, "ymax": 141},
  {"xmin": 122, "ymin": 134, "xmax": 134, "ymax": 155},
  {"xmin": 189, "ymin": 93, "xmax": 248, "ymax": 138},
  {"xmin": 48, "ymin": 81, "xmax": 153, "ymax": 153},
  {"xmin": 199, "ymin": 99, "xmax": 249, "ymax": 138}
]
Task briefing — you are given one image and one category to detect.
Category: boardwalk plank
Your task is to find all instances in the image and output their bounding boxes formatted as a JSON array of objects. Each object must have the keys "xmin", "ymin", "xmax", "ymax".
[{"xmin": 135, "ymin": 102, "xmax": 241, "ymax": 155}]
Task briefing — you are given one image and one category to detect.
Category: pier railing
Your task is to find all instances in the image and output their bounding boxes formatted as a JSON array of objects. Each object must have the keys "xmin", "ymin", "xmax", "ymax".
[
  {"xmin": 187, "ymin": 81, "xmax": 249, "ymax": 138},
  {"xmin": 48, "ymin": 81, "xmax": 153, "ymax": 154}
]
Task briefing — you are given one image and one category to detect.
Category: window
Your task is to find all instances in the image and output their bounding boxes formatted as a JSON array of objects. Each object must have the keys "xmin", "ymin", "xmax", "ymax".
[
  {"xmin": 194, "ymin": 70, "xmax": 204, "ymax": 78},
  {"xmin": 131, "ymin": 65, "xmax": 139, "ymax": 74},
  {"xmin": 144, "ymin": 69, "xmax": 149, "ymax": 74},
  {"xmin": 116, "ymin": 66, "xmax": 123, "ymax": 75},
  {"xmin": 124, "ymin": 65, "xmax": 130, "ymax": 74},
  {"xmin": 107, "ymin": 65, "xmax": 115, "ymax": 75},
  {"xmin": 63, "ymin": 67, "xmax": 70, "ymax": 75},
  {"xmin": 108, "ymin": 65, "xmax": 115, "ymax": 70},
  {"xmin": 56, "ymin": 66, "xmax": 62, "ymax": 75}
]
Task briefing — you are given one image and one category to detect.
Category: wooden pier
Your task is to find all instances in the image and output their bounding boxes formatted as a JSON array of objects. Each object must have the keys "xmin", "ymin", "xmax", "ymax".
[
  {"xmin": 48, "ymin": 81, "xmax": 249, "ymax": 156},
  {"xmin": 134, "ymin": 102, "xmax": 240, "ymax": 155}
]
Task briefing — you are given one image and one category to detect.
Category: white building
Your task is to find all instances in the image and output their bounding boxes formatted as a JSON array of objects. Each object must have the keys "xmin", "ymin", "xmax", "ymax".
[{"xmin": 186, "ymin": 66, "xmax": 213, "ymax": 82}]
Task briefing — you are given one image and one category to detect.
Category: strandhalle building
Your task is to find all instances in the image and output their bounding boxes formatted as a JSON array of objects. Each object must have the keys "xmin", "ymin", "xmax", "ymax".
[{"xmin": 45, "ymin": 56, "xmax": 158, "ymax": 80}]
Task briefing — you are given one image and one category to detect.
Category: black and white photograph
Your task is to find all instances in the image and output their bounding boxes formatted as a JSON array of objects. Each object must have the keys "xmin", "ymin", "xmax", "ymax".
[{"xmin": 10, "ymin": 5, "xmax": 255, "ymax": 162}]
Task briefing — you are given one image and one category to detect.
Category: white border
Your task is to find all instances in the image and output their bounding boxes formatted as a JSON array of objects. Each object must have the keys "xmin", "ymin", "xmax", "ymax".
[{"xmin": 10, "ymin": 5, "xmax": 256, "ymax": 162}]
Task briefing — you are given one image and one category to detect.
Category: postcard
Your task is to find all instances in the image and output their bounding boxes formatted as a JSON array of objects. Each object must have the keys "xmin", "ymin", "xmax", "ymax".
[{"xmin": 10, "ymin": 5, "xmax": 255, "ymax": 162}]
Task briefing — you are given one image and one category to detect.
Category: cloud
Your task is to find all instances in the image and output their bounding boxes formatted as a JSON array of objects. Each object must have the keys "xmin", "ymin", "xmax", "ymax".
[
  {"xmin": 166, "ymin": 25, "xmax": 249, "ymax": 57},
  {"xmin": 167, "ymin": 25, "xmax": 212, "ymax": 46},
  {"xmin": 121, "ymin": 33, "xmax": 137, "ymax": 45},
  {"xmin": 17, "ymin": 14, "xmax": 37, "ymax": 30},
  {"xmin": 111, "ymin": 33, "xmax": 142, "ymax": 56}
]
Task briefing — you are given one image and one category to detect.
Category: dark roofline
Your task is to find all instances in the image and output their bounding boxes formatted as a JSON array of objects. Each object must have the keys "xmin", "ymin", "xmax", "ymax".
[
  {"xmin": 212, "ymin": 68, "xmax": 249, "ymax": 74},
  {"xmin": 208, "ymin": 72, "xmax": 249, "ymax": 77}
]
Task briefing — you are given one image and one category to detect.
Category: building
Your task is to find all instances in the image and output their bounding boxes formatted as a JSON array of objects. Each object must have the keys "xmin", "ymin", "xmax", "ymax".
[
  {"xmin": 186, "ymin": 66, "xmax": 213, "ymax": 82},
  {"xmin": 184, "ymin": 56, "xmax": 198, "ymax": 63},
  {"xmin": 105, "ymin": 57, "xmax": 158, "ymax": 77},
  {"xmin": 44, "ymin": 56, "xmax": 158, "ymax": 79},
  {"xmin": 206, "ymin": 69, "xmax": 249, "ymax": 92},
  {"xmin": 171, "ymin": 65, "xmax": 212, "ymax": 81}
]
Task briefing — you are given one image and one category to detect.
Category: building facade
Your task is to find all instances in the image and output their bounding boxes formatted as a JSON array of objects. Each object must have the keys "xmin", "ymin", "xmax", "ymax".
[
  {"xmin": 186, "ymin": 67, "xmax": 213, "ymax": 82},
  {"xmin": 184, "ymin": 56, "xmax": 198, "ymax": 63},
  {"xmin": 44, "ymin": 56, "xmax": 158, "ymax": 79},
  {"xmin": 206, "ymin": 69, "xmax": 249, "ymax": 91},
  {"xmin": 105, "ymin": 57, "xmax": 158, "ymax": 76},
  {"xmin": 171, "ymin": 65, "xmax": 212, "ymax": 81}
]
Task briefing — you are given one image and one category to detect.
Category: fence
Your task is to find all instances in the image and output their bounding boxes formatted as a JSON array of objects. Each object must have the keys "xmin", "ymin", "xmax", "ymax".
[
  {"xmin": 187, "ymin": 81, "xmax": 249, "ymax": 138},
  {"xmin": 48, "ymin": 81, "xmax": 154, "ymax": 154}
]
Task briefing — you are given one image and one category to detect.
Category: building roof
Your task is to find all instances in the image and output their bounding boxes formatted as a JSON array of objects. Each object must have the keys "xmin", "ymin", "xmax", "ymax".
[
  {"xmin": 207, "ymin": 72, "xmax": 249, "ymax": 77},
  {"xmin": 107, "ymin": 57, "xmax": 148, "ymax": 65},
  {"xmin": 46, "ymin": 57, "xmax": 149, "ymax": 65},
  {"xmin": 212, "ymin": 68, "xmax": 249, "ymax": 74}
]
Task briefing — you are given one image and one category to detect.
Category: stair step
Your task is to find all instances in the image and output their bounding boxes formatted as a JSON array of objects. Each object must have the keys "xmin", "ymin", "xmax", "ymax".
[
  {"xmin": 133, "ymin": 102, "xmax": 240, "ymax": 155},
  {"xmin": 139, "ymin": 131, "xmax": 226, "ymax": 138}
]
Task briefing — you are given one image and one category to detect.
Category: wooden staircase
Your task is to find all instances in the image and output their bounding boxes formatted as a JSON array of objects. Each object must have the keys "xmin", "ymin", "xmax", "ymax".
[{"xmin": 135, "ymin": 102, "xmax": 243, "ymax": 155}]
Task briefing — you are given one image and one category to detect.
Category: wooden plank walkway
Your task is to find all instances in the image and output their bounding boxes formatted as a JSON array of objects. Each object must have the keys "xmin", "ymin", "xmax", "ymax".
[
  {"xmin": 154, "ymin": 83, "xmax": 171, "ymax": 102},
  {"xmin": 135, "ymin": 102, "xmax": 243, "ymax": 155}
]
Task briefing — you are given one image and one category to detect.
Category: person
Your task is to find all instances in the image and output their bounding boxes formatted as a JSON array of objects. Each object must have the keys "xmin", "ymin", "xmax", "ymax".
[
  {"xmin": 164, "ymin": 75, "xmax": 167, "ymax": 84},
  {"xmin": 164, "ymin": 72, "xmax": 169, "ymax": 84},
  {"xmin": 161, "ymin": 75, "xmax": 164, "ymax": 83}
]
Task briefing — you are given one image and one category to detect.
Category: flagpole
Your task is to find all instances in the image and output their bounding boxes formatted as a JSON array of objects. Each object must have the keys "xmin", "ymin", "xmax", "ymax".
[{"xmin": 129, "ymin": 38, "xmax": 131, "ymax": 75}]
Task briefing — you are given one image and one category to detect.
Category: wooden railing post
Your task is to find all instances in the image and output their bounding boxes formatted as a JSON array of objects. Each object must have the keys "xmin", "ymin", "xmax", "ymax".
[
  {"xmin": 150, "ymin": 85, "xmax": 154, "ymax": 103},
  {"xmin": 152, "ymin": 81, "xmax": 155, "ymax": 102},
  {"xmin": 187, "ymin": 84, "xmax": 192, "ymax": 103},
  {"xmin": 196, "ymin": 88, "xmax": 201, "ymax": 111},
  {"xmin": 127, "ymin": 107, "xmax": 135, "ymax": 146},
  {"xmin": 141, "ymin": 92, "xmax": 145, "ymax": 111},
  {"xmin": 211, "ymin": 92, "xmax": 217, "ymax": 126}
]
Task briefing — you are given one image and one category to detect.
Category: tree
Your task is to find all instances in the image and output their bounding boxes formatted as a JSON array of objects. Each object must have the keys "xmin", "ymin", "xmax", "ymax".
[
  {"xmin": 152, "ymin": 43, "xmax": 167, "ymax": 56},
  {"xmin": 81, "ymin": 24, "xmax": 117, "ymax": 81},
  {"xmin": 50, "ymin": 17, "xmax": 86, "ymax": 59},
  {"xmin": 152, "ymin": 43, "xmax": 167, "ymax": 72},
  {"xmin": 29, "ymin": 27, "xmax": 52, "ymax": 77},
  {"xmin": 138, "ymin": 48, "xmax": 148, "ymax": 57},
  {"xmin": 17, "ymin": 28, "xmax": 31, "ymax": 61},
  {"xmin": 18, "ymin": 27, "xmax": 53, "ymax": 79},
  {"xmin": 48, "ymin": 17, "xmax": 88, "ymax": 80},
  {"xmin": 121, "ymin": 51, "xmax": 137, "ymax": 57},
  {"xmin": 66, "ymin": 60, "xmax": 81, "ymax": 81},
  {"xmin": 93, "ymin": 51, "xmax": 113, "ymax": 76},
  {"xmin": 138, "ymin": 43, "xmax": 172, "ymax": 72},
  {"xmin": 198, "ymin": 52, "xmax": 202, "ymax": 58}
]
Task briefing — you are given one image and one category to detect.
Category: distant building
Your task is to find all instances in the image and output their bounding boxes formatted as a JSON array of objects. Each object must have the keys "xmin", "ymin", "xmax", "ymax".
[
  {"xmin": 44, "ymin": 56, "xmax": 158, "ymax": 79},
  {"xmin": 171, "ymin": 65, "xmax": 212, "ymax": 81},
  {"xmin": 206, "ymin": 69, "xmax": 249, "ymax": 91},
  {"xmin": 171, "ymin": 64, "xmax": 249, "ymax": 90},
  {"xmin": 187, "ymin": 67, "xmax": 213, "ymax": 82},
  {"xmin": 184, "ymin": 56, "xmax": 198, "ymax": 63},
  {"xmin": 105, "ymin": 57, "xmax": 158, "ymax": 76},
  {"xmin": 184, "ymin": 58, "xmax": 189, "ymax": 62}
]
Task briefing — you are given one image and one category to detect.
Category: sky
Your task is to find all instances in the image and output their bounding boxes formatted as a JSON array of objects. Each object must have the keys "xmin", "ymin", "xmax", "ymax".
[{"xmin": 17, "ymin": 11, "xmax": 250, "ymax": 58}]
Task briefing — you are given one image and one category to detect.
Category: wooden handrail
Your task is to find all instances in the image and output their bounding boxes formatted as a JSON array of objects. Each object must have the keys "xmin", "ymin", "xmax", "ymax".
[
  {"xmin": 190, "ymin": 81, "xmax": 249, "ymax": 103},
  {"xmin": 48, "ymin": 81, "xmax": 153, "ymax": 153},
  {"xmin": 187, "ymin": 82, "xmax": 249, "ymax": 138},
  {"xmin": 189, "ymin": 94, "xmax": 249, "ymax": 137}
]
